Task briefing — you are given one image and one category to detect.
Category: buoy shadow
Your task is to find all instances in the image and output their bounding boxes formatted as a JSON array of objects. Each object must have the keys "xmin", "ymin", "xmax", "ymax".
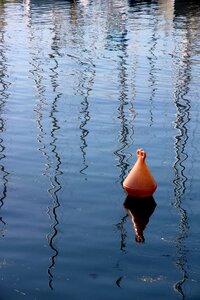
[{"xmin": 123, "ymin": 196, "xmax": 156, "ymax": 243}]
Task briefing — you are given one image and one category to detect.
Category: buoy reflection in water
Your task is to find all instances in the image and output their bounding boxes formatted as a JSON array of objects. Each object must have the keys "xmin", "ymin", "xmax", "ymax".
[{"xmin": 123, "ymin": 196, "xmax": 156, "ymax": 243}]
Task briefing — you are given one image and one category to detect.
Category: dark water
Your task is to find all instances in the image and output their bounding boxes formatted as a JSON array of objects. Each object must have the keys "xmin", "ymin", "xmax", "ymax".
[{"xmin": 0, "ymin": 0, "xmax": 200, "ymax": 299}]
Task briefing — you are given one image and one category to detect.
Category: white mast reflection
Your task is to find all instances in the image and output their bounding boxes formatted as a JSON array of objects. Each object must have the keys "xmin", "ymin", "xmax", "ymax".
[{"xmin": 0, "ymin": 2, "xmax": 10, "ymax": 234}]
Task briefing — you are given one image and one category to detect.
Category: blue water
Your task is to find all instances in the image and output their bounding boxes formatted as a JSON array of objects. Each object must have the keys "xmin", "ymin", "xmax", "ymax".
[{"xmin": 0, "ymin": 0, "xmax": 200, "ymax": 299}]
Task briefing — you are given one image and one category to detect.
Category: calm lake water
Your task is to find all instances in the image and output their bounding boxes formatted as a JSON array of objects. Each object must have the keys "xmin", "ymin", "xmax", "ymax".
[{"xmin": 0, "ymin": 0, "xmax": 200, "ymax": 299}]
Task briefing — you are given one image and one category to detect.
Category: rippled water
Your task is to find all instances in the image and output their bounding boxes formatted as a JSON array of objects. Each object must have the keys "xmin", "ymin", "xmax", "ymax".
[{"xmin": 0, "ymin": 0, "xmax": 200, "ymax": 299}]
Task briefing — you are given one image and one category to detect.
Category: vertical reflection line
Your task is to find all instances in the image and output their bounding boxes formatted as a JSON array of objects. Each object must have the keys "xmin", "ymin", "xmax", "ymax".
[
  {"xmin": 148, "ymin": 14, "xmax": 159, "ymax": 127},
  {"xmin": 25, "ymin": 2, "xmax": 62, "ymax": 289},
  {"xmin": 114, "ymin": 10, "xmax": 131, "ymax": 185},
  {"xmin": 24, "ymin": 0, "xmax": 50, "ymax": 288},
  {"xmin": 128, "ymin": 22, "xmax": 138, "ymax": 165},
  {"xmin": 70, "ymin": 53, "xmax": 95, "ymax": 176},
  {"xmin": 172, "ymin": 22, "xmax": 191, "ymax": 298},
  {"xmin": 79, "ymin": 90, "xmax": 89, "ymax": 176},
  {"xmin": 116, "ymin": 213, "xmax": 128, "ymax": 253},
  {"xmin": 46, "ymin": 92, "xmax": 62, "ymax": 290},
  {"xmin": 115, "ymin": 212, "xmax": 129, "ymax": 288},
  {"xmin": 46, "ymin": 16, "xmax": 63, "ymax": 290},
  {"xmin": 116, "ymin": 54, "xmax": 129, "ymax": 183},
  {"xmin": 114, "ymin": 7, "xmax": 130, "ymax": 283},
  {"xmin": 77, "ymin": 60, "xmax": 95, "ymax": 177},
  {"xmin": 0, "ymin": 5, "xmax": 10, "ymax": 230}
]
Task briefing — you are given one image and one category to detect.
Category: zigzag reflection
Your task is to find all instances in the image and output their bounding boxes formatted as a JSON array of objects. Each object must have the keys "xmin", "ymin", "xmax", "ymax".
[
  {"xmin": 172, "ymin": 16, "xmax": 191, "ymax": 298},
  {"xmin": 113, "ymin": 5, "xmax": 136, "ymax": 287},
  {"xmin": 115, "ymin": 51, "xmax": 130, "ymax": 184},
  {"xmin": 46, "ymin": 20, "xmax": 63, "ymax": 289},
  {"xmin": 148, "ymin": 15, "xmax": 159, "ymax": 127},
  {"xmin": 25, "ymin": 2, "xmax": 62, "ymax": 289},
  {"xmin": 46, "ymin": 94, "xmax": 62, "ymax": 291},
  {"xmin": 75, "ymin": 56, "xmax": 95, "ymax": 177},
  {"xmin": 0, "ymin": 6, "xmax": 10, "ymax": 233},
  {"xmin": 112, "ymin": 6, "xmax": 133, "ymax": 185}
]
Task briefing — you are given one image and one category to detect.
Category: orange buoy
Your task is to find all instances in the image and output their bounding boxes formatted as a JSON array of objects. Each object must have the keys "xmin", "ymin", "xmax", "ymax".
[{"xmin": 123, "ymin": 149, "xmax": 157, "ymax": 197}]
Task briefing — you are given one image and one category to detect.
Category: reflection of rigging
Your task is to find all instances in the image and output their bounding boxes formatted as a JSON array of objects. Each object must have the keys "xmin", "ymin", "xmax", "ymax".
[
  {"xmin": 172, "ymin": 16, "xmax": 191, "ymax": 298},
  {"xmin": 113, "ymin": 7, "xmax": 136, "ymax": 288},
  {"xmin": 0, "ymin": 4, "xmax": 9, "ymax": 231},
  {"xmin": 148, "ymin": 15, "xmax": 159, "ymax": 127},
  {"xmin": 115, "ymin": 212, "xmax": 128, "ymax": 288},
  {"xmin": 67, "ymin": 51, "xmax": 95, "ymax": 177},
  {"xmin": 71, "ymin": 57, "xmax": 96, "ymax": 177},
  {"xmin": 47, "ymin": 16, "xmax": 63, "ymax": 290},
  {"xmin": 31, "ymin": 60, "xmax": 61, "ymax": 290},
  {"xmin": 46, "ymin": 90, "xmax": 62, "ymax": 290},
  {"xmin": 113, "ymin": 8, "xmax": 131, "ymax": 185},
  {"xmin": 116, "ymin": 213, "xmax": 128, "ymax": 253},
  {"xmin": 110, "ymin": 8, "xmax": 137, "ymax": 288},
  {"xmin": 25, "ymin": 1, "xmax": 62, "ymax": 289},
  {"xmin": 115, "ymin": 52, "xmax": 129, "ymax": 183},
  {"xmin": 76, "ymin": 57, "xmax": 95, "ymax": 176}
]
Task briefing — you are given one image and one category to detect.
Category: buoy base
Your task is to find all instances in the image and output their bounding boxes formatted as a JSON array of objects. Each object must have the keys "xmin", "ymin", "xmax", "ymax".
[{"xmin": 123, "ymin": 185, "xmax": 157, "ymax": 198}]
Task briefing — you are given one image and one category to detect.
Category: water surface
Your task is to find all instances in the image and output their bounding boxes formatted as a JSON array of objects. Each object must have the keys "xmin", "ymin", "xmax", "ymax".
[{"xmin": 0, "ymin": 0, "xmax": 200, "ymax": 299}]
